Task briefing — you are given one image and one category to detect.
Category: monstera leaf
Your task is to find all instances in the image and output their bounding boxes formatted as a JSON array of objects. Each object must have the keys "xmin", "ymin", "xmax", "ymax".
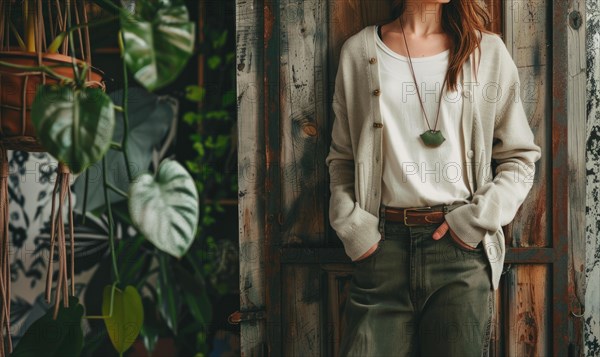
[
  {"xmin": 12, "ymin": 296, "xmax": 84, "ymax": 357},
  {"xmin": 31, "ymin": 85, "xmax": 115, "ymax": 174},
  {"xmin": 128, "ymin": 159, "xmax": 199, "ymax": 257},
  {"xmin": 72, "ymin": 88, "xmax": 176, "ymax": 214},
  {"xmin": 102, "ymin": 285, "xmax": 144, "ymax": 354},
  {"xmin": 121, "ymin": 0, "xmax": 195, "ymax": 91}
]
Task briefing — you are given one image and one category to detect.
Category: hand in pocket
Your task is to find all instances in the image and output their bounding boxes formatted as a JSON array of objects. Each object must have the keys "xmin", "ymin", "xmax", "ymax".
[
  {"xmin": 432, "ymin": 220, "xmax": 456, "ymax": 240},
  {"xmin": 353, "ymin": 240, "xmax": 381, "ymax": 262},
  {"xmin": 433, "ymin": 220, "xmax": 478, "ymax": 251}
]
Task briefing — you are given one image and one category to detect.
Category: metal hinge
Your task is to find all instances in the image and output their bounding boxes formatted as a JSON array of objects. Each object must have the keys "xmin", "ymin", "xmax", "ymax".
[{"xmin": 228, "ymin": 308, "xmax": 266, "ymax": 324}]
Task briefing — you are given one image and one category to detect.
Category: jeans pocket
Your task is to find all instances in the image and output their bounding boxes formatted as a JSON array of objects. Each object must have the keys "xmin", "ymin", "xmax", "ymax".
[
  {"xmin": 446, "ymin": 230, "xmax": 482, "ymax": 254},
  {"xmin": 353, "ymin": 240, "xmax": 384, "ymax": 265}
]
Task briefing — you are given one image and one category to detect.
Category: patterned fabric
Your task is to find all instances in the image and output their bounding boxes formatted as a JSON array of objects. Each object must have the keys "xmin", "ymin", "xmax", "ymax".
[{"xmin": 7, "ymin": 150, "xmax": 102, "ymax": 342}]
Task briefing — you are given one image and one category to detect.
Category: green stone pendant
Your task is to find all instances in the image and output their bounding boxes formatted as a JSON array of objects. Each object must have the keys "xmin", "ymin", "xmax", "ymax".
[{"xmin": 420, "ymin": 130, "xmax": 446, "ymax": 147}]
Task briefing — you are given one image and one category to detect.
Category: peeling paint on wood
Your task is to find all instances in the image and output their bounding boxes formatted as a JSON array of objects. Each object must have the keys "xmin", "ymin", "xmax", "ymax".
[{"xmin": 585, "ymin": 0, "xmax": 600, "ymax": 356}]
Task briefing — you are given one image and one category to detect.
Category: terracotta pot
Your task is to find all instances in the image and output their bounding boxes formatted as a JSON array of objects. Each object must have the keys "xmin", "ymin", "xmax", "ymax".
[{"xmin": 0, "ymin": 51, "xmax": 104, "ymax": 151}]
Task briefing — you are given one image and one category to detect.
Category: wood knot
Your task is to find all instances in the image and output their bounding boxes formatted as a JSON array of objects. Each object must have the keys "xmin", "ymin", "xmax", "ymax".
[{"xmin": 302, "ymin": 123, "xmax": 317, "ymax": 137}]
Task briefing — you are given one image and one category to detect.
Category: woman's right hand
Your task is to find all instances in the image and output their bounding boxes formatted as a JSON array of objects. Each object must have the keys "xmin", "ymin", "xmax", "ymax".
[{"xmin": 353, "ymin": 240, "xmax": 380, "ymax": 262}]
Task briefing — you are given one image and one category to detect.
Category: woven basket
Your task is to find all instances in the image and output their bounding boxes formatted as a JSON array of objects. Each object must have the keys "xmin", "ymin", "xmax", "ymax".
[{"xmin": 0, "ymin": 51, "xmax": 104, "ymax": 152}]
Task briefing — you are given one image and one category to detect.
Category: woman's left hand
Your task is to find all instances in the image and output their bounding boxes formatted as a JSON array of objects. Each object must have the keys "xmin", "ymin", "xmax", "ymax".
[{"xmin": 432, "ymin": 220, "xmax": 459, "ymax": 241}]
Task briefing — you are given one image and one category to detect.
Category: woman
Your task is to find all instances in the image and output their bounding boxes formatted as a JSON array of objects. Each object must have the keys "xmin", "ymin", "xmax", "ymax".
[{"xmin": 325, "ymin": 0, "xmax": 542, "ymax": 356}]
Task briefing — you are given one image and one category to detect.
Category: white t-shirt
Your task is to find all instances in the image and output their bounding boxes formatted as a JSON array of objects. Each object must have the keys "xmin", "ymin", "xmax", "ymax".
[{"xmin": 375, "ymin": 25, "xmax": 471, "ymax": 208}]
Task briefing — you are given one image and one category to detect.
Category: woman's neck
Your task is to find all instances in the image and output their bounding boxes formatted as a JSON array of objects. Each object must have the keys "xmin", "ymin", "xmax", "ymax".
[{"xmin": 399, "ymin": 2, "xmax": 444, "ymax": 36}]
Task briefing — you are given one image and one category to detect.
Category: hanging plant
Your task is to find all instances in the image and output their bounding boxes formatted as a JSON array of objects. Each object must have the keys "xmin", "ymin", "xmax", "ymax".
[
  {"xmin": 120, "ymin": 0, "xmax": 196, "ymax": 91},
  {"xmin": 0, "ymin": 0, "xmax": 199, "ymax": 355},
  {"xmin": 128, "ymin": 159, "xmax": 199, "ymax": 258},
  {"xmin": 10, "ymin": 296, "xmax": 85, "ymax": 357},
  {"xmin": 31, "ymin": 85, "xmax": 115, "ymax": 174},
  {"xmin": 102, "ymin": 285, "xmax": 144, "ymax": 354}
]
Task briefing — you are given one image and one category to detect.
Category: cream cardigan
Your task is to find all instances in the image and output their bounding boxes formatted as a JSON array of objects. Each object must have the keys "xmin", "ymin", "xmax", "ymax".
[{"xmin": 325, "ymin": 25, "xmax": 542, "ymax": 290}]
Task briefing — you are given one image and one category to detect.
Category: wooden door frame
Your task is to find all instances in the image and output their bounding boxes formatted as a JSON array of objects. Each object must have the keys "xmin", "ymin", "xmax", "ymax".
[{"xmin": 236, "ymin": 0, "xmax": 587, "ymax": 355}]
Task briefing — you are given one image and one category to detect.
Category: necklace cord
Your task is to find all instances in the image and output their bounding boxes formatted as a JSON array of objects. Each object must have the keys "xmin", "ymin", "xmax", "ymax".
[{"xmin": 398, "ymin": 17, "xmax": 448, "ymax": 132}]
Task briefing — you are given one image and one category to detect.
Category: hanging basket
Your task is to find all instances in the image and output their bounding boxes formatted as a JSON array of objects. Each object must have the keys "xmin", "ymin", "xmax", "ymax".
[
  {"xmin": 0, "ymin": 0, "xmax": 105, "ymax": 354},
  {"xmin": 0, "ymin": 51, "xmax": 104, "ymax": 151}
]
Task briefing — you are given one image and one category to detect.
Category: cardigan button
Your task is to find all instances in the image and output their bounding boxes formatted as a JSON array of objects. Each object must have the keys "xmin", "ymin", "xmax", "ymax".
[
  {"xmin": 373, "ymin": 123, "xmax": 383, "ymax": 128},
  {"xmin": 369, "ymin": 57, "xmax": 377, "ymax": 64},
  {"xmin": 373, "ymin": 89, "xmax": 381, "ymax": 96},
  {"xmin": 463, "ymin": 90, "xmax": 472, "ymax": 98},
  {"xmin": 467, "ymin": 149, "xmax": 474, "ymax": 158}
]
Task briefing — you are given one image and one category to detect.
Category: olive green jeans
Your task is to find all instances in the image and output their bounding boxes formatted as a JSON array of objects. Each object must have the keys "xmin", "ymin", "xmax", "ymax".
[{"xmin": 338, "ymin": 206, "xmax": 494, "ymax": 357}]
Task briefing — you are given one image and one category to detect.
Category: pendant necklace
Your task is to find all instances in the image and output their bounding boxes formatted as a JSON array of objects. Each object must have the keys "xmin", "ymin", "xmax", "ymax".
[{"xmin": 399, "ymin": 17, "xmax": 448, "ymax": 148}]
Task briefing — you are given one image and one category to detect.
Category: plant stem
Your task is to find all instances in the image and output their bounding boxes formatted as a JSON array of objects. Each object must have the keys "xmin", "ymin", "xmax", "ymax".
[
  {"xmin": 83, "ymin": 282, "xmax": 119, "ymax": 319},
  {"xmin": 102, "ymin": 157, "xmax": 121, "ymax": 284},
  {"xmin": 121, "ymin": 33, "xmax": 133, "ymax": 182},
  {"xmin": 63, "ymin": 15, "xmax": 120, "ymax": 34},
  {"xmin": 106, "ymin": 183, "xmax": 128, "ymax": 199},
  {"xmin": 66, "ymin": 1, "xmax": 81, "ymax": 85},
  {"xmin": 81, "ymin": 169, "xmax": 89, "ymax": 225}
]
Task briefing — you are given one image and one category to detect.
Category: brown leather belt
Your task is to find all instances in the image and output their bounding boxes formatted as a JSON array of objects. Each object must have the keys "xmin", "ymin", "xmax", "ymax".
[{"xmin": 383, "ymin": 202, "xmax": 467, "ymax": 226}]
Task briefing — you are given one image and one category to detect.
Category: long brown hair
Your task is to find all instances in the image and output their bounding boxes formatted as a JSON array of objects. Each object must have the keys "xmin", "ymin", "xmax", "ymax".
[{"xmin": 386, "ymin": 0, "xmax": 493, "ymax": 91}]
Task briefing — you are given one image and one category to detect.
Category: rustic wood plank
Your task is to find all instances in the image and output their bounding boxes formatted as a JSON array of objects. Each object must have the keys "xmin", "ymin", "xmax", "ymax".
[
  {"xmin": 483, "ymin": 0, "xmax": 503, "ymax": 35},
  {"xmin": 505, "ymin": 265, "xmax": 551, "ymax": 357},
  {"xmin": 263, "ymin": 0, "xmax": 284, "ymax": 354},
  {"xmin": 321, "ymin": 264, "xmax": 353, "ymax": 357},
  {"xmin": 279, "ymin": 0, "xmax": 328, "ymax": 246},
  {"xmin": 503, "ymin": 0, "xmax": 549, "ymax": 248},
  {"xmin": 507, "ymin": 0, "xmax": 548, "ymax": 68},
  {"xmin": 282, "ymin": 265, "xmax": 322, "ymax": 356},
  {"xmin": 502, "ymin": 1, "xmax": 572, "ymax": 355},
  {"xmin": 567, "ymin": 0, "xmax": 586, "ymax": 354},
  {"xmin": 550, "ymin": 0, "xmax": 571, "ymax": 354},
  {"xmin": 327, "ymin": 0, "xmax": 390, "ymax": 95},
  {"xmin": 236, "ymin": 0, "xmax": 267, "ymax": 355},
  {"xmin": 490, "ymin": 284, "xmax": 505, "ymax": 357},
  {"xmin": 584, "ymin": 0, "xmax": 600, "ymax": 355},
  {"xmin": 321, "ymin": 264, "xmax": 353, "ymax": 356},
  {"xmin": 510, "ymin": 66, "xmax": 549, "ymax": 247}
]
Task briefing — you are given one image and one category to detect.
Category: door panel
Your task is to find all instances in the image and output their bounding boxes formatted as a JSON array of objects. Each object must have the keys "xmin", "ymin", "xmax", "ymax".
[{"xmin": 236, "ymin": 0, "xmax": 577, "ymax": 355}]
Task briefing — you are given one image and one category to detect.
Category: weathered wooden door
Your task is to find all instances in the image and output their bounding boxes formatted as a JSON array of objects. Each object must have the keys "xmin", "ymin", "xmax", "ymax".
[{"xmin": 236, "ymin": 0, "xmax": 585, "ymax": 355}]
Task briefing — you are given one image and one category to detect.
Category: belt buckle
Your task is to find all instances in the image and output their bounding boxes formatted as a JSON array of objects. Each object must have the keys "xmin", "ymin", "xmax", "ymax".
[{"xmin": 403, "ymin": 206, "xmax": 432, "ymax": 226}]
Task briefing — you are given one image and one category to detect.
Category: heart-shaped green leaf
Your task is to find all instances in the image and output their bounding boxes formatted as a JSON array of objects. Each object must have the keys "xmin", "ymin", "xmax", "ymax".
[
  {"xmin": 121, "ymin": 1, "xmax": 195, "ymax": 91},
  {"xmin": 31, "ymin": 85, "xmax": 115, "ymax": 174},
  {"xmin": 128, "ymin": 159, "xmax": 199, "ymax": 258},
  {"xmin": 12, "ymin": 296, "xmax": 84, "ymax": 357},
  {"xmin": 72, "ymin": 87, "xmax": 175, "ymax": 214},
  {"xmin": 102, "ymin": 285, "xmax": 144, "ymax": 354}
]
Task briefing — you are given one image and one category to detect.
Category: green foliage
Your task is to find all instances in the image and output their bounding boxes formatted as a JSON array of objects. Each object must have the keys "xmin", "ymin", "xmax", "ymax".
[
  {"xmin": 156, "ymin": 253, "xmax": 181, "ymax": 333},
  {"xmin": 72, "ymin": 88, "xmax": 174, "ymax": 214},
  {"xmin": 102, "ymin": 285, "xmax": 144, "ymax": 354},
  {"xmin": 128, "ymin": 159, "xmax": 199, "ymax": 258},
  {"xmin": 12, "ymin": 296, "xmax": 84, "ymax": 357},
  {"xmin": 163, "ymin": 20, "xmax": 238, "ymax": 355},
  {"xmin": 121, "ymin": 0, "xmax": 195, "ymax": 91},
  {"xmin": 31, "ymin": 85, "xmax": 115, "ymax": 174},
  {"xmin": 3, "ymin": 0, "xmax": 211, "ymax": 356}
]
